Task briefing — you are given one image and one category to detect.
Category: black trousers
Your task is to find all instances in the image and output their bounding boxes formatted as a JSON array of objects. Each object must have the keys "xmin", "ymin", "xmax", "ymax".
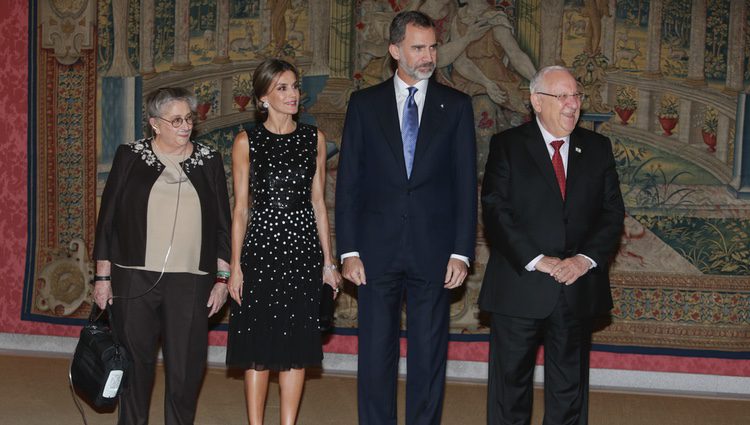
[
  {"xmin": 357, "ymin": 241, "xmax": 450, "ymax": 425},
  {"xmin": 487, "ymin": 291, "xmax": 592, "ymax": 425},
  {"xmin": 110, "ymin": 266, "xmax": 213, "ymax": 425}
]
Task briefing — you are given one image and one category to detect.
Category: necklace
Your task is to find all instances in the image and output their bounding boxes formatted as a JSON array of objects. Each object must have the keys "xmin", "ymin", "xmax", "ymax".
[{"xmin": 153, "ymin": 140, "xmax": 189, "ymax": 184}]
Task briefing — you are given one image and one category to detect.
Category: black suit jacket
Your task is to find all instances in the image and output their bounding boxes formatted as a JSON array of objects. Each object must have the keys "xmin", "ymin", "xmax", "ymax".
[
  {"xmin": 479, "ymin": 121, "xmax": 624, "ymax": 319},
  {"xmin": 335, "ymin": 78, "xmax": 477, "ymax": 283}
]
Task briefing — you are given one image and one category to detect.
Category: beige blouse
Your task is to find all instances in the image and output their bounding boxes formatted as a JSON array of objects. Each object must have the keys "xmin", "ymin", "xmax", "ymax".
[{"xmin": 118, "ymin": 150, "xmax": 205, "ymax": 275}]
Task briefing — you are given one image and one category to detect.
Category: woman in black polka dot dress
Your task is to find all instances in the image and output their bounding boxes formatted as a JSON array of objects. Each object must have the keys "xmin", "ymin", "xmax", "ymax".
[{"xmin": 226, "ymin": 59, "xmax": 342, "ymax": 424}]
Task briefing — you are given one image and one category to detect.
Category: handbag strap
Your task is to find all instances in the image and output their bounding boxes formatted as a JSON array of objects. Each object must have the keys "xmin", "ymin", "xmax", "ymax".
[{"xmin": 88, "ymin": 304, "xmax": 123, "ymax": 346}]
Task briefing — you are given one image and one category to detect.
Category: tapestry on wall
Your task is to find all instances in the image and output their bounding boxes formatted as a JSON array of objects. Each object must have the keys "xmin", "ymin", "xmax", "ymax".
[{"xmin": 22, "ymin": 0, "xmax": 750, "ymax": 357}]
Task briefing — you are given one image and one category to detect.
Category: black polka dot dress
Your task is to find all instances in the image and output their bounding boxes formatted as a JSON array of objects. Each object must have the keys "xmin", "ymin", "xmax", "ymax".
[{"xmin": 226, "ymin": 123, "xmax": 323, "ymax": 371}]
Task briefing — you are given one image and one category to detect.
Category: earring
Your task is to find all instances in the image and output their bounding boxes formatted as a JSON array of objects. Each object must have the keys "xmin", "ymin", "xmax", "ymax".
[{"xmin": 262, "ymin": 101, "xmax": 269, "ymax": 109}]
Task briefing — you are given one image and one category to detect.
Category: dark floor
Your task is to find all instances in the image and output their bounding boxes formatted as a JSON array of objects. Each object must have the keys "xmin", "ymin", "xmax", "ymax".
[{"xmin": 2, "ymin": 352, "xmax": 749, "ymax": 424}]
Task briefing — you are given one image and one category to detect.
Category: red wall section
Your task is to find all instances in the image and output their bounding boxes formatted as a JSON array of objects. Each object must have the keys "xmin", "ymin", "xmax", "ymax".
[{"xmin": 0, "ymin": 1, "xmax": 77, "ymax": 338}]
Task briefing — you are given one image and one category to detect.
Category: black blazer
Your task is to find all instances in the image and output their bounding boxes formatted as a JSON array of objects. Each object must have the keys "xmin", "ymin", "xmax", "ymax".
[
  {"xmin": 335, "ymin": 78, "xmax": 477, "ymax": 283},
  {"xmin": 93, "ymin": 138, "xmax": 231, "ymax": 273},
  {"xmin": 479, "ymin": 121, "xmax": 625, "ymax": 319}
]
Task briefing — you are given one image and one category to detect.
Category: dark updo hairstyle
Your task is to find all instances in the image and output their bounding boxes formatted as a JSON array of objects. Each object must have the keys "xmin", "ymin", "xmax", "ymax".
[
  {"xmin": 144, "ymin": 87, "xmax": 197, "ymax": 137},
  {"xmin": 252, "ymin": 58, "xmax": 299, "ymax": 121}
]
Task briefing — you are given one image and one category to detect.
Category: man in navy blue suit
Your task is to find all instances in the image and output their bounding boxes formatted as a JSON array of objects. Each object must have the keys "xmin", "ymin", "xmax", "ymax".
[{"xmin": 335, "ymin": 11, "xmax": 477, "ymax": 425}]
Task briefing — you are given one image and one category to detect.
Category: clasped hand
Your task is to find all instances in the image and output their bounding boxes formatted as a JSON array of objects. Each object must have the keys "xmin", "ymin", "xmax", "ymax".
[{"xmin": 536, "ymin": 255, "xmax": 591, "ymax": 285}]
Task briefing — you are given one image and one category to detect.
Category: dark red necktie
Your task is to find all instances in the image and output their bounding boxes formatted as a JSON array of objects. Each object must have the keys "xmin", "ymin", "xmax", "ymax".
[{"xmin": 551, "ymin": 140, "xmax": 566, "ymax": 200}]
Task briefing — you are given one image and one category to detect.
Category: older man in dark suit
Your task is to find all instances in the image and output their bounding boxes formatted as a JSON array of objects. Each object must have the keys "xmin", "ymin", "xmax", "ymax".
[
  {"xmin": 480, "ymin": 65, "xmax": 625, "ymax": 425},
  {"xmin": 335, "ymin": 11, "xmax": 477, "ymax": 425}
]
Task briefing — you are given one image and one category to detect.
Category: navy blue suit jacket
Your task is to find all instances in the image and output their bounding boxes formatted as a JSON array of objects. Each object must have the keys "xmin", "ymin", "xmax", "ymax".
[
  {"xmin": 335, "ymin": 78, "xmax": 477, "ymax": 283},
  {"xmin": 479, "ymin": 121, "xmax": 625, "ymax": 319}
]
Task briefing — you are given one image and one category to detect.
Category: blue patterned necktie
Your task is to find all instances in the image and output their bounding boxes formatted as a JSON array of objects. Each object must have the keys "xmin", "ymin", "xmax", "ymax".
[{"xmin": 402, "ymin": 86, "xmax": 419, "ymax": 178}]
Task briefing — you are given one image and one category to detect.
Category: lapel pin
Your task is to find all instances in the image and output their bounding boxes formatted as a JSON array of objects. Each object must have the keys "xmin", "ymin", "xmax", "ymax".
[
  {"xmin": 440, "ymin": 103, "xmax": 444, "ymax": 109},
  {"xmin": 575, "ymin": 147, "xmax": 582, "ymax": 153}
]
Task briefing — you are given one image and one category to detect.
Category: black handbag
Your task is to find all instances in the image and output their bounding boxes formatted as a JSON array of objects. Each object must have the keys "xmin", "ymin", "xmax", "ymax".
[
  {"xmin": 319, "ymin": 284, "xmax": 335, "ymax": 332},
  {"xmin": 70, "ymin": 305, "xmax": 130, "ymax": 409}
]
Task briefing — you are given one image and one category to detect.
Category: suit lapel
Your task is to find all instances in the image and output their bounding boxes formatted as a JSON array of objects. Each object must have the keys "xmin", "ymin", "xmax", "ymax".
[
  {"xmin": 374, "ymin": 79, "xmax": 408, "ymax": 178},
  {"xmin": 566, "ymin": 130, "xmax": 583, "ymax": 201},
  {"xmin": 413, "ymin": 80, "xmax": 442, "ymax": 169},
  {"xmin": 524, "ymin": 122, "xmax": 564, "ymax": 201}
]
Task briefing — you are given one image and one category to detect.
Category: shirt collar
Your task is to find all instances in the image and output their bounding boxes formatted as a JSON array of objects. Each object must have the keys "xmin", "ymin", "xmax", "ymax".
[
  {"xmin": 394, "ymin": 73, "xmax": 429, "ymax": 98},
  {"xmin": 536, "ymin": 117, "xmax": 570, "ymax": 146}
]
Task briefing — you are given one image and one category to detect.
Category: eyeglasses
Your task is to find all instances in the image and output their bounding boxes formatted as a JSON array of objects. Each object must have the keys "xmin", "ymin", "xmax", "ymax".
[
  {"xmin": 536, "ymin": 92, "xmax": 586, "ymax": 102},
  {"xmin": 157, "ymin": 115, "xmax": 195, "ymax": 128}
]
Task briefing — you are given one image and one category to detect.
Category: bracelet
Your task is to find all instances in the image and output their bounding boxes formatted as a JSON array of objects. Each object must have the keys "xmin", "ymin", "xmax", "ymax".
[
  {"xmin": 215, "ymin": 276, "xmax": 228, "ymax": 284},
  {"xmin": 216, "ymin": 270, "xmax": 230, "ymax": 278},
  {"xmin": 94, "ymin": 275, "xmax": 111, "ymax": 282},
  {"xmin": 323, "ymin": 264, "xmax": 337, "ymax": 272}
]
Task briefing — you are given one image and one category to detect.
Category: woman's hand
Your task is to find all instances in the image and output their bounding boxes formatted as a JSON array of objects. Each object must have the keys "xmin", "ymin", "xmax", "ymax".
[
  {"xmin": 207, "ymin": 282, "xmax": 229, "ymax": 317},
  {"xmin": 322, "ymin": 265, "xmax": 343, "ymax": 299},
  {"xmin": 92, "ymin": 281, "xmax": 113, "ymax": 310},
  {"xmin": 227, "ymin": 269, "xmax": 244, "ymax": 305}
]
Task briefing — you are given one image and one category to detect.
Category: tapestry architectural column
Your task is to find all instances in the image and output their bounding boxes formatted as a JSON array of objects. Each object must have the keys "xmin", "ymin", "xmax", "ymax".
[
  {"xmin": 140, "ymin": 0, "xmax": 156, "ymax": 78},
  {"xmin": 601, "ymin": 0, "xmax": 616, "ymax": 64},
  {"xmin": 601, "ymin": 0, "xmax": 616, "ymax": 104},
  {"xmin": 107, "ymin": 0, "xmax": 137, "ymax": 76},
  {"xmin": 213, "ymin": 0, "xmax": 230, "ymax": 64},
  {"xmin": 308, "ymin": 0, "xmax": 330, "ymax": 75},
  {"xmin": 171, "ymin": 0, "xmax": 192, "ymax": 71},
  {"xmin": 678, "ymin": 99, "xmax": 692, "ymax": 144},
  {"xmin": 260, "ymin": 1, "xmax": 272, "ymax": 50},
  {"xmin": 723, "ymin": 0, "xmax": 746, "ymax": 95},
  {"xmin": 685, "ymin": 0, "xmax": 706, "ymax": 86},
  {"xmin": 102, "ymin": 0, "xmax": 138, "ymax": 164},
  {"xmin": 643, "ymin": 0, "xmax": 663, "ymax": 78},
  {"xmin": 538, "ymin": 0, "xmax": 564, "ymax": 68},
  {"xmin": 635, "ymin": 89, "xmax": 654, "ymax": 132},
  {"xmin": 716, "ymin": 113, "xmax": 731, "ymax": 163},
  {"xmin": 328, "ymin": 0, "xmax": 352, "ymax": 78}
]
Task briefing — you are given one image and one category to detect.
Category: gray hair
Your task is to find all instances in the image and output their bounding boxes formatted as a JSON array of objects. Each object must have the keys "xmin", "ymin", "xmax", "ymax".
[
  {"xmin": 529, "ymin": 66, "xmax": 572, "ymax": 94},
  {"xmin": 389, "ymin": 10, "xmax": 435, "ymax": 45},
  {"xmin": 145, "ymin": 87, "xmax": 197, "ymax": 119}
]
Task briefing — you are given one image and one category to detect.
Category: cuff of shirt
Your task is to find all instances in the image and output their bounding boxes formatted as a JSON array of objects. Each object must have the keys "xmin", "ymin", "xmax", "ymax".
[
  {"xmin": 577, "ymin": 254, "xmax": 596, "ymax": 269},
  {"xmin": 343, "ymin": 252, "xmax": 470, "ymax": 267},
  {"xmin": 341, "ymin": 252, "xmax": 359, "ymax": 261},
  {"xmin": 450, "ymin": 254, "xmax": 470, "ymax": 267},
  {"xmin": 525, "ymin": 254, "xmax": 545, "ymax": 271}
]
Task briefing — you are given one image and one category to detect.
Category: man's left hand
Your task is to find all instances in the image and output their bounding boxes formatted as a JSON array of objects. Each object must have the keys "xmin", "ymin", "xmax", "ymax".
[
  {"xmin": 549, "ymin": 256, "xmax": 591, "ymax": 286},
  {"xmin": 444, "ymin": 258, "xmax": 468, "ymax": 289}
]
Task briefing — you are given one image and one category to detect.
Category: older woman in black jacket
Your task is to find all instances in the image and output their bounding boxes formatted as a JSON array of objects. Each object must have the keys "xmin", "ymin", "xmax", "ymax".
[{"xmin": 92, "ymin": 87, "xmax": 231, "ymax": 425}]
